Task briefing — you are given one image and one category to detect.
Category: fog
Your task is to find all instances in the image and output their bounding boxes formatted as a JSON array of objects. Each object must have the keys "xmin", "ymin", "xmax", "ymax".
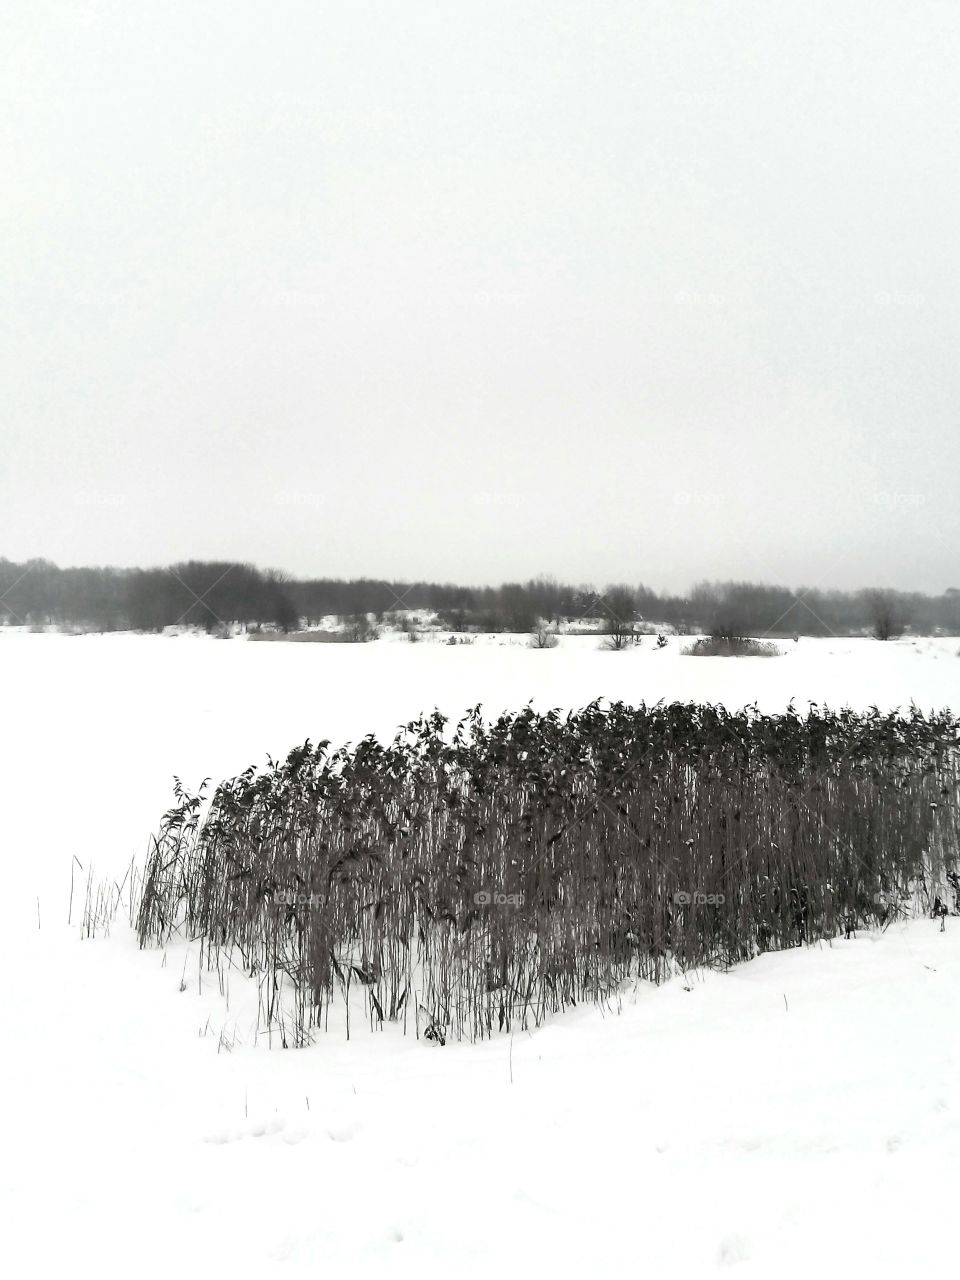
[{"xmin": 2, "ymin": 1, "xmax": 958, "ymax": 591}]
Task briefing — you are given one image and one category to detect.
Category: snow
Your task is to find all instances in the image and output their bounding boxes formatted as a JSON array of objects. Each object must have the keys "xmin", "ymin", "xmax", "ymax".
[{"xmin": 2, "ymin": 631, "xmax": 959, "ymax": 1276}]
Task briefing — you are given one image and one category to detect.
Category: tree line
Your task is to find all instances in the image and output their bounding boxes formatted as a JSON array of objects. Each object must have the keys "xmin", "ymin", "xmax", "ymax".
[
  {"xmin": 0, "ymin": 559, "xmax": 297, "ymax": 633},
  {"xmin": 2, "ymin": 557, "xmax": 958, "ymax": 638}
]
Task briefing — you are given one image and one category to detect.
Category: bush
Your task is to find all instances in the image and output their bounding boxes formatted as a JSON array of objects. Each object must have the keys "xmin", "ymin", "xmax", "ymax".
[
  {"xmin": 529, "ymin": 628, "xmax": 559, "ymax": 649},
  {"xmin": 684, "ymin": 636, "xmax": 781, "ymax": 657},
  {"xmin": 344, "ymin": 612, "xmax": 378, "ymax": 642}
]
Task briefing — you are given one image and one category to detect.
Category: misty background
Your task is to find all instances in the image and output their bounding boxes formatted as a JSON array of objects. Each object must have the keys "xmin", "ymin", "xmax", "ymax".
[{"xmin": 2, "ymin": 0, "xmax": 958, "ymax": 593}]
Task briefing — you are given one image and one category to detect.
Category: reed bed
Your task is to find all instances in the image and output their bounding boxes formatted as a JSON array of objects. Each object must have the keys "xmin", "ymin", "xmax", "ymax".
[{"xmin": 136, "ymin": 702, "xmax": 960, "ymax": 1045}]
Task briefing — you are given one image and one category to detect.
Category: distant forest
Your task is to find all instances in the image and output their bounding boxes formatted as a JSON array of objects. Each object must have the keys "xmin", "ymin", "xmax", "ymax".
[{"xmin": 2, "ymin": 557, "xmax": 959, "ymax": 639}]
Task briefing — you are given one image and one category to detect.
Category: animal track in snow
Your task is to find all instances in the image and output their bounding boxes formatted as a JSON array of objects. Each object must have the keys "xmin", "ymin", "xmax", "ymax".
[
  {"xmin": 203, "ymin": 1115, "xmax": 287, "ymax": 1144},
  {"xmin": 716, "ymin": 1233, "xmax": 752, "ymax": 1267},
  {"xmin": 326, "ymin": 1119, "xmax": 361, "ymax": 1143}
]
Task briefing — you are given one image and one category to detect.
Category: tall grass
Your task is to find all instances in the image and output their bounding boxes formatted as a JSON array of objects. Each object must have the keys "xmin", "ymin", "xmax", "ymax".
[{"xmin": 136, "ymin": 702, "xmax": 960, "ymax": 1045}]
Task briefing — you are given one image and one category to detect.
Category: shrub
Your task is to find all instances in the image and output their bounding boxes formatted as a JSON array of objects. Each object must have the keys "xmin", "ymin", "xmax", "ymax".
[
  {"xmin": 684, "ymin": 636, "xmax": 781, "ymax": 657},
  {"xmin": 529, "ymin": 628, "xmax": 559, "ymax": 649},
  {"xmin": 344, "ymin": 612, "xmax": 378, "ymax": 642}
]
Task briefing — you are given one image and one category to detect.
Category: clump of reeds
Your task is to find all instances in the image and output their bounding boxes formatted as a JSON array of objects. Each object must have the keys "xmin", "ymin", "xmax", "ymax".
[
  {"xmin": 76, "ymin": 856, "xmax": 142, "ymax": 938},
  {"xmin": 135, "ymin": 701, "xmax": 960, "ymax": 1045},
  {"xmin": 684, "ymin": 636, "xmax": 781, "ymax": 657}
]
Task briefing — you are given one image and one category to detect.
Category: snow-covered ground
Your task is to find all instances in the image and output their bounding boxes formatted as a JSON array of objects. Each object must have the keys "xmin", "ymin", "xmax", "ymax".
[{"xmin": 2, "ymin": 631, "xmax": 959, "ymax": 1276}]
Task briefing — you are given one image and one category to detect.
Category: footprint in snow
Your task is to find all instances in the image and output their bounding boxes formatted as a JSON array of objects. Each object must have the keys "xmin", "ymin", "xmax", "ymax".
[
  {"xmin": 203, "ymin": 1116, "xmax": 286, "ymax": 1144},
  {"xmin": 717, "ymin": 1234, "xmax": 752, "ymax": 1267},
  {"xmin": 203, "ymin": 1128, "xmax": 238, "ymax": 1144},
  {"xmin": 326, "ymin": 1122, "xmax": 361, "ymax": 1143},
  {"xmin": 249, "ymin": 1116, "xmax": 285, "ymax": 1138}
]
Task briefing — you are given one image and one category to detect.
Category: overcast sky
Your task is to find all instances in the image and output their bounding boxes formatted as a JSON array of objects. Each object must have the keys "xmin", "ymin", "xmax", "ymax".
[{"xmin": 2, "ymin": 1, "xmax": 958, "ymax": 592}]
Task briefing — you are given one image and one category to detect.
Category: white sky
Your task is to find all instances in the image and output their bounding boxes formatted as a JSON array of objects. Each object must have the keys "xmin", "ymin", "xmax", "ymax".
[{"xmin": 2, "ymin": 1, "xmax": 958, "ymax": 591}]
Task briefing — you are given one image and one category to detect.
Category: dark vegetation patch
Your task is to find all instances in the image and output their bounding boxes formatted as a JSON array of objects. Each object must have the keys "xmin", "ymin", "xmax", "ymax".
[
  {"xmin": 684, "ymin": 637, "xmax": 782, "ymax": 657},
  {"xmin": 137, "ymin": 702, "xmax": 960, "ymax": 1045}
]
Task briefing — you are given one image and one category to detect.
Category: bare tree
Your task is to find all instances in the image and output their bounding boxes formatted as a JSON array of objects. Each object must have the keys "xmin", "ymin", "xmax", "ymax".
[
  {"xmin": 601, "ymin": 585, "xmax": 637, "ymax": 650},
  {"xmin": 867, "ymin": 590, "xmax": 907, "ymax": 641}
]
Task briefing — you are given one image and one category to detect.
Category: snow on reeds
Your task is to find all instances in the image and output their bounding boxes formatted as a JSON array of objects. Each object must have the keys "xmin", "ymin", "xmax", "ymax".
[{"xmin": 136, "ymin": 701, "xmax": 960, "ymax": 1045}]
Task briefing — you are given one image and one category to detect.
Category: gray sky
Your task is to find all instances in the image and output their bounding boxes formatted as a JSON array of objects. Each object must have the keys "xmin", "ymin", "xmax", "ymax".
[{"xmin": 2, "ymin": 0, "xmax": 958, "ymax": 592}]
